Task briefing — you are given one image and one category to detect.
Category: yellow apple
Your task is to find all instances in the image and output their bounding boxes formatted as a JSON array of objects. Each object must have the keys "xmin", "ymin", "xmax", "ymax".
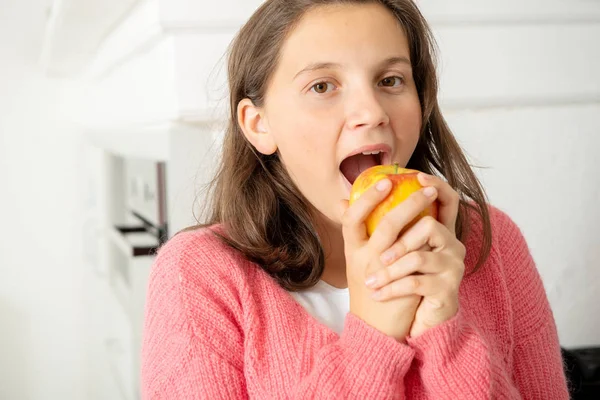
[{"xmin": 349, "ymin": 164, "xmax": 439, "ymax": 236}]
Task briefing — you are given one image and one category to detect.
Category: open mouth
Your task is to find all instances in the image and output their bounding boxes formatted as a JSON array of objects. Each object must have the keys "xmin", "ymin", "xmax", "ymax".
[{"xmin": 340, "ymin": 151, "xmax": 384, "ymax": 186}]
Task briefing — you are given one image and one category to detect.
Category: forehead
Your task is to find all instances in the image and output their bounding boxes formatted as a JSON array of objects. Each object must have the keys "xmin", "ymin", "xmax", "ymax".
[{"xmin": 278, "ymin": 3, "xmax": 411, "ymax": 71}]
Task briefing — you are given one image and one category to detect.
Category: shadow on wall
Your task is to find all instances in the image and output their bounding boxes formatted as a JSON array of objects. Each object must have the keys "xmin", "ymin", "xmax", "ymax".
[{"xmin": 0, "ymin": 297, "xmax": 33, "ymax": 400}]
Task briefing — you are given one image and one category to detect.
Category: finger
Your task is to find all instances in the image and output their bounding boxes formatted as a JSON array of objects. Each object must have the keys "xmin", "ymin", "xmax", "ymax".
[
  {"xmin": 379, "ymin": 234, "xmax": 434, "ymax": 266},
  {"xmin": 367, "ymin": 243, "xmax": 430, "ymax": 278},
  {"xmin": 379, "ymin": 217, "xmax": 463, "ymax": 266},
  {"xmin": 367, "ymin": 251, "xmax": 453, "ymax": 289},
  {"xmin": 368, "ymin": 186, "xmax": 439, "ymax": 254},
  {"xmin": 340, "ymin": 179, "xmax": 393, "ymax": 247},
  {"xmin": 371, "ymin": 273, "xmax": 446, "ymax": 302},
  {"xmin": 417, "ymin": 173, "xmax": 460, "ymax": 234}
]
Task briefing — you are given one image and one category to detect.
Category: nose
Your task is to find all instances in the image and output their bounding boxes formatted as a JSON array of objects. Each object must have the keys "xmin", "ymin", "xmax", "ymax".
[{"xmin": 345, "ymin": 88, "xmax": 390, "ymax": 130}]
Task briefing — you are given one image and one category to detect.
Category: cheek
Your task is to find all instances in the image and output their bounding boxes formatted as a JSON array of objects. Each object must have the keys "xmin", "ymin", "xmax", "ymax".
[
  {"xmin": 389, "ymin": 99, "xmax": 422, "ymax": 138},
  {"xmin": 268, "ymin": 95, "xmax": 341, "ymax": 168}
]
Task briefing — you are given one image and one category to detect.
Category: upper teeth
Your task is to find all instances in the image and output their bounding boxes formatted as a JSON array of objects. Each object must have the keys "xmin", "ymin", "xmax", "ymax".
[{"xmin": 362, "ymin": 150, "xmax": 381, "ymax": 155}]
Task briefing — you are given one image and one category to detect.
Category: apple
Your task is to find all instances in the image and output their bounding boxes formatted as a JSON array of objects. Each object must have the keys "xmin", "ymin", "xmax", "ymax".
[{"xmin": 349, "ymin": 164, "xmax": 439, "ymax": 237}]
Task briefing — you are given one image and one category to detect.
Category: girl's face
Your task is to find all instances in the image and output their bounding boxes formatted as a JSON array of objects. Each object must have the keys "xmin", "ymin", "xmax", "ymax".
[{"xmin": 240, "ymin": 3, "xmax": 422, "ymax": 225}]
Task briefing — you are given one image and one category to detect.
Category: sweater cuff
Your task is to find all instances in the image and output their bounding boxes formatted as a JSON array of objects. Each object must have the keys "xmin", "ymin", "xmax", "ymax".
[
  {"xmin": 341, "ymin": 313, "xmax": 415, "ymax": 376},
  {"xmin": 405, "ymin": 308, "xmax": 465, "ymax": 361}
]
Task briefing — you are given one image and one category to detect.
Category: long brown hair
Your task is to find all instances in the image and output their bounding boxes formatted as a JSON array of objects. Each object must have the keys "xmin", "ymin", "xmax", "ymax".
[{"xmin": 185, "ymin": 0, "xmax": 492, "ymax": 291}]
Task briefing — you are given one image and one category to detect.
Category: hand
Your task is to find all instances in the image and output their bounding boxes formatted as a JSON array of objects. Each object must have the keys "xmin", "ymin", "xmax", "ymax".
[
  {"xmin": 365, "ymin": 172, "xmax": 466, "ymax": 338},
  {"xmin": 339, "ymin": 179, "xmax": 439, "ymax": 341}
]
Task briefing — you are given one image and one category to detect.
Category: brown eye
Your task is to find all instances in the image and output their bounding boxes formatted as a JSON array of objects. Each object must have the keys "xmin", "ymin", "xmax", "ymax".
[
  {"xmin": 311, "ymin": 82, "xmax": 332, "ymax": 94},
  {"xmin": 380, "ymin": 76, "xmax": 403, "ymax": 87}
]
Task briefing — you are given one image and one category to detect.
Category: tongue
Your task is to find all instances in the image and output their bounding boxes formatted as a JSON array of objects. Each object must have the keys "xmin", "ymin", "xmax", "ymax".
[{"xmin": 340, "ymin": 153, "xmax": 379, "ymax": 184}]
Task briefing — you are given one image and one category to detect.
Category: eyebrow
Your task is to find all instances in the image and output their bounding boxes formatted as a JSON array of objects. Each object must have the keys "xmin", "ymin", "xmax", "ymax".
[{"xmin": 293, "ymin": 56, "xmax": 412, "ymax": 80}]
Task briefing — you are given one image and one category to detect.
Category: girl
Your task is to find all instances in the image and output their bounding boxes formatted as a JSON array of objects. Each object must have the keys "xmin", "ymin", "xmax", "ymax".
[{"xmin": 141, "ymin": 0, "xmax": 570, "ymax": 398}]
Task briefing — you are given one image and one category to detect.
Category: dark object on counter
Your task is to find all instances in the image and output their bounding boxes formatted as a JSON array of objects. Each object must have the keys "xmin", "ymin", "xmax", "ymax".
[{"xmin": 562, "ymin": 347, "xmax": 600, "ymax": 399}]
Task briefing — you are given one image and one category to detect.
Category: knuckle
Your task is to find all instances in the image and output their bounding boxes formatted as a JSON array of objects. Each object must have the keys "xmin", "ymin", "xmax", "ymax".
[
  {"xmin": 408, "ymin": 275, "xmax": 421, "ymax": 290},
  {"xmin": 430, "ymin": 297, "xmax": 445, "ymax": 310},
  {"xmin": 422, "ymin": 216, "xmax": 437, "ymax": 231},
  {"xmin": 419, "ymin": 243, "xmax": 433, "ymax": 252},
  {"xmin": 437, "ymin": 298, "xmax": 446, "ymax": 309},
  {"xmin": 454, "ymin": 266, "xmax": 465, "ymax": 282},
  {"xmin": 457, "ymin": 242, "xmax": 467, "ymax": 258},
  {"xmin": 380, "ymin": 266, "xmax": 393, "ymax": 284},
  {"xmin": 385, "ymin": 283, "xmax": 396, "ymax": 298},
  {"xmin": 460, "ymin": 256, "xmax": 466, "ymax": 269},
  {"xmin": 451, "ymin": 280, "xmax": 461, "ymax": 294},
  {"xmin": 394, "ymin": 240, "xmax": 408, "ymax": 256},
  {"xmin": 411, "ymin": 251, "xmax": 425, "ymax": 266},
  {"xmin": 444, "ymin": 273, "xmax": 461, "ymax": 293},
  {"xmin": 381, "ymin": 285, "xmax": 392, "ymax": 299},
  {"xmin": 412, "ymin": 190, "xmax": 434, "ymax": 210},
  {"xmin": 450, "ymin": 256, "xmax": 465, "ymax": 273},
  {"xmin": 443, "ymin": 292, "xmax": 458, "ymax": 308}
]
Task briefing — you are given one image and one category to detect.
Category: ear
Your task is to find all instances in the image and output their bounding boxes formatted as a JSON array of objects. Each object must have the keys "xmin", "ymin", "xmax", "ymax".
[{"xmin": 237, "ymin": 98, "xmax": 277, "ymax": 155}]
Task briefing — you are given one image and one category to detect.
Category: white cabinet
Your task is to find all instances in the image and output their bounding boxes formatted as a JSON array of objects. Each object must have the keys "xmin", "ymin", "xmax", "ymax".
[
  {"xmin": 104, "ymin": 235, "xmax": 154, "ymax": 400},
  {"xmin": 80, "ymin": 147, "xmax": 161, "ymax": 400}
]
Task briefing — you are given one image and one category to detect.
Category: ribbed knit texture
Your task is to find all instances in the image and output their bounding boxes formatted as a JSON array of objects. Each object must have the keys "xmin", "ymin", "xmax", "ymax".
[{"xmin": 141, "ymin": 205, "xmax": 570, "ymax": 399}]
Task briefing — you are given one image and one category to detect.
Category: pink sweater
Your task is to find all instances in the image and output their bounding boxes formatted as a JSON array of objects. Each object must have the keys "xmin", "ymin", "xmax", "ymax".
[{"xmin": 141, "ymin": 206, "xmax": 570, "ymax": 399}]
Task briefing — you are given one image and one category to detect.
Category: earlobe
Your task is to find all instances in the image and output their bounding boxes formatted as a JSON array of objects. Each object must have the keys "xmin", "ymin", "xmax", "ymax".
[{"xmin": 237, "ymin": 98, "xmax": 277, "ymax": 155}]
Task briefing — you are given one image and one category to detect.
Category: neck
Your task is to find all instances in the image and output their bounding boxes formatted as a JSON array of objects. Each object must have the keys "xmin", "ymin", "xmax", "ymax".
[{"xmin": 314, "ymin": 215, "xmax": 348, "ymax": 289}]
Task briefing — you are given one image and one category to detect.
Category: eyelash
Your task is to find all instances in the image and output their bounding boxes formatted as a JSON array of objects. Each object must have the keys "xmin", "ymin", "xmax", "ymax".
[
  {"xmin": 309, "ymin": 75, "xmax": 405, "ymax": 94},
  {"xmin": 310, "ymin": 81, "xmax": 336, "ymax": 94},
  {"xmin": 379, "ymin": 76, "xmax": 405, "ymax": 88}
]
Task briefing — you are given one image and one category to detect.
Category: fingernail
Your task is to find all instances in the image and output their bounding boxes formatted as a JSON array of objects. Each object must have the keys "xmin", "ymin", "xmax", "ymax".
[
  {"xmin": 423, "ymin": 187, "xmax": 436, "ymax": 197},
  {"xmin": 381, "ymin": 250, "xmax": 395, "ymax": 265},
  {"xmin": 371, "ymin": 290, "xmax": 383, "ymax": 300},
  {"xmin": 419, "ymin": 172, "xmax": 432, "ymax": 181},
  {"xmin": 365, "ymin": 275, "xmax": 377, "ymax": 288},
  {"xmin": 376, "ymin": 179, "xmax": 390, "ymax": 191}
]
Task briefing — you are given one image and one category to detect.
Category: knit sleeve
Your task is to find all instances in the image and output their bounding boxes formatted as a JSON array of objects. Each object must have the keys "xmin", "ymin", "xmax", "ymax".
[
  {"xmin": 141, "ymin": 230, "xmax": 417, "ymax": 399},
  {"xmin": 497, "ymin": 210, "xmax": 570, "ymax": 399},
  {"xmin": 405, "ymin": 307, "xmax": 522, "ymax": 398},
  {"xmin": 140, "ymin": 233, "xmax": 248, "ymax": 400},
  {"xmin": 292, "ymin": 312, "xmax": 416, "ymax": 398},
  {"xmin": 403, "ymin": 208, "xmax": 569, "ymax": 399}
]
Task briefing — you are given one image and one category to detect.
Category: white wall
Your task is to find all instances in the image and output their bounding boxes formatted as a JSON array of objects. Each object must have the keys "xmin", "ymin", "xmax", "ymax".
[
  {"xmin": 426, "ymin": 11, "xmax": 600, "ymax": 347},
  {"xmin": 447, "ymin": 105, "xmax": 600, "ymax": 347},
  {"xmin": 0, "ymin": 68, "xmax": 87, "ymax": 400},
  {"xmin": 0, "ymin": 1, "xmax": 86, "ymax": 399}
]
